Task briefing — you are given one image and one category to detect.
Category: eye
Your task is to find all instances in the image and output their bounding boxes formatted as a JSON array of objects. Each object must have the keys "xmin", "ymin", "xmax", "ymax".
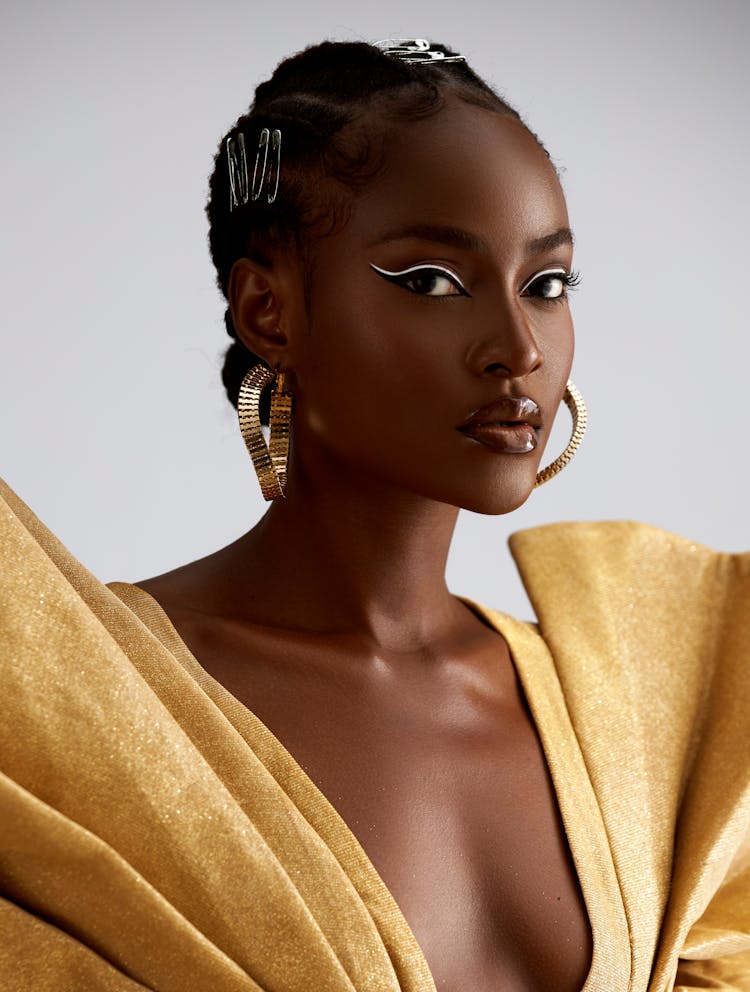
[
  {"xmin": 520, "ymin": 267, "xmax": 582, "ymax": 303},
  {"xmin": 369, "ymin": 263, "xmax": 469, "ymax": 297}
]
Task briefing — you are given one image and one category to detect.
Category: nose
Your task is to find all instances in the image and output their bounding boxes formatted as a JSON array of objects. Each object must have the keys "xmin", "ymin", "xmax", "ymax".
[{"xmin": 465, "ymin": 299, "xmax": 543, "ymax": 379}]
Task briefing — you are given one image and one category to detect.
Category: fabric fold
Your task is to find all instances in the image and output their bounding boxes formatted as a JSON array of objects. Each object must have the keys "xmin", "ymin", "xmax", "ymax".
[
  {"xmin": 0, "ymin": 479, "xmax": 424, "ymax": 992},
  {"xmin": 2, "ymin": 479, "xmax": 749, "ymax": 991},
  {"xmin": 508, "ymin": 520, "xmax": 750, "ymax": 991}
]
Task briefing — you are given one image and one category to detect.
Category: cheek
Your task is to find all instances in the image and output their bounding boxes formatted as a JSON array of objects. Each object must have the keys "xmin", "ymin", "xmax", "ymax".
[
  {"xmin": 296, "ymin": 289, "xmax": 462, "ymax": 451},
  {"xmin": 537, "ymin": 318, "xmax": 575, "ymax": 450},
  {"xmin": 548, "ymin": 319, "xmax": 575, "ymax": 389},
  {"xmin": 534, "ymin": 303, "xmax": 574, "ymax": 384}
]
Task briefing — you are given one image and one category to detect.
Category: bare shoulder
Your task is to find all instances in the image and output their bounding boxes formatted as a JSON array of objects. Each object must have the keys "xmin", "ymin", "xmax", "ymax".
[{"xmin": 134, "ymin": 536, "xmax": 248, "ymax": 618}]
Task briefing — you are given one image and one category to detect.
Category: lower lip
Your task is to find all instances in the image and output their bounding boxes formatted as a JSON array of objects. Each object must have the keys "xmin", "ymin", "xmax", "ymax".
[{"xmin": 458, "ymin": 423, "xmax": 538, "ymax": 453}]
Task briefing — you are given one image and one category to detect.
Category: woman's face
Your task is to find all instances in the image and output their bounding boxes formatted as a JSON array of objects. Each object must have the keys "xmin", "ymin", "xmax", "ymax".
[{"xmin": 290, "ymin": 96, "xmax": 575, "ymax": 515}]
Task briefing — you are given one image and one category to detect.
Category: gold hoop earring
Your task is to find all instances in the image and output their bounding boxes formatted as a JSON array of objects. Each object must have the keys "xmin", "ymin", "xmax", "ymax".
[
  {"xmin": 533, "ymin": 381, "xmax": 587, "ymax": 488},
  {"xmin": 237, "ymin": 363, "xmax": 293, "ymax": 500}
]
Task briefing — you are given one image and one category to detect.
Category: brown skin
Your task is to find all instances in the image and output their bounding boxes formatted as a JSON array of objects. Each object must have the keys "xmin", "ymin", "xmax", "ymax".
[{"xmin": 139, "ymin": 99, "xmax": 591, "ymax": 992}]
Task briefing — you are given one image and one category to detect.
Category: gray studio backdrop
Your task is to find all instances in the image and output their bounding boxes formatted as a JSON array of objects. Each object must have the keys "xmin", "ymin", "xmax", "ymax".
[{"xmin": 2, "ymin": 0, "xmax": 748, "ymax": 620}]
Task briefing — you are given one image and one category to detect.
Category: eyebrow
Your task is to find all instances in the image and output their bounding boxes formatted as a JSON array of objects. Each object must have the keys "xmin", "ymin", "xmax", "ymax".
[
  {"xmin": 370, "ymin": 222, "xmax": 575, "ymax": 256},
  {"xmin": 526, "ymin": 227, "xmax": 575, "ymax": 254},
  {"xmin": 370, "ymin": 223, "xmax": 487, "ymax": 254}
]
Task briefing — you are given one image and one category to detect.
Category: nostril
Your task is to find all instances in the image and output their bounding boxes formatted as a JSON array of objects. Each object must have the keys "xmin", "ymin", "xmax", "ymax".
[{"xmin": 484, "ymin": 362, "xmax": 508, "ymax": 374}]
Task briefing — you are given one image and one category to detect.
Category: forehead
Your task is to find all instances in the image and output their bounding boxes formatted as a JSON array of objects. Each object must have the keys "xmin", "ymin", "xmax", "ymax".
[{"xmin": 336, "ymin": 99, "xmax": 569, "ymax": 261}]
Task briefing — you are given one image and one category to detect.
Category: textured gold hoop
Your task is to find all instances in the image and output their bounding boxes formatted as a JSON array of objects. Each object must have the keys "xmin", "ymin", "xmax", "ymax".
[
  {"xmin": 533, "ymin": 381, "xmax": 587, "ymax": 488},
  {"xmin": 237, "ymin": 363, "xmax": 293, "ymax": 500}
]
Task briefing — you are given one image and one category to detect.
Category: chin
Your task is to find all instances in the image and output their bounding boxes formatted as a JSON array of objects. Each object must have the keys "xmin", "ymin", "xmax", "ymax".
[
  {"xmin": 426, "ymin": 471, "xmax": 537, "ymax": 516},
  {"xmin": 435, "ymin": 458, "xmax": 540, "ymax": 515},
  {"xmin": 456, "ymin": 487, "xmax": 535, "ymax": 516}
]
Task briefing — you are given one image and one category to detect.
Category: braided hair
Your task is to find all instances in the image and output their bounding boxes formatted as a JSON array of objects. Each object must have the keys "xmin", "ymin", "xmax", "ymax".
[{"xmin": 206, "ymin": 40, "xmax": 543, "ymax": 419}]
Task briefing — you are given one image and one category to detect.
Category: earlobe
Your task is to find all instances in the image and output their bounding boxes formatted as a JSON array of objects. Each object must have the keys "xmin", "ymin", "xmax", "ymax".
[{"xmin": 227, "ymin": 257, "xmax": 290, "ymax": 364}]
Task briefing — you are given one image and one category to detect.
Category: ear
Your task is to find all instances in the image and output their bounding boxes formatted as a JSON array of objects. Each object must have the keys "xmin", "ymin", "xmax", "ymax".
[{"xmin": 227, "ymin": 257, "xmax": 291, "ymax": 368}]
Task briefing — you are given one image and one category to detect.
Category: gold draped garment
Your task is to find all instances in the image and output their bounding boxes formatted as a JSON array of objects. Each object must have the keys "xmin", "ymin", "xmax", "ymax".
[{"xmin": 1, "ymin": 477, "xmax": 749, "ymax": 991}]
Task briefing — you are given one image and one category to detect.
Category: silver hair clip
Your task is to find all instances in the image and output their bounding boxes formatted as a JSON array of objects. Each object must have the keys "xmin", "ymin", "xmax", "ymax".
[
  {"xmin": 226, "ymin": 132, "xmax": 248, "ymax": 210},
  {"xmin": 226, "ymin": 127, "xmax": 282, "ymax": 211},
  {"xmin": 267, "ymin": 129, "xmax": 281, "ymax": 204},
  {"xmin": 376, "ymin": 38, "xmax": 465, "ymax": 64},
  {"xmin": 251, "ymin": 128, "xmax": 269, "ymax": 201}
]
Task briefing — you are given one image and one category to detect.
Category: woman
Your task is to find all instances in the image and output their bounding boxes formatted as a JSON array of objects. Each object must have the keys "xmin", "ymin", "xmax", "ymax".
[{"xmin": 1, "ymin": 39, "xmax": 748, "ymax": 992}]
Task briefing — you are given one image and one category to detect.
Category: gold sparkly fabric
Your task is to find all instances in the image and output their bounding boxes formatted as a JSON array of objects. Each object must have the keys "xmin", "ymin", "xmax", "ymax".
[{"xmin": 1, "ymin": 478, "xmax": 748, "ymax": 991}]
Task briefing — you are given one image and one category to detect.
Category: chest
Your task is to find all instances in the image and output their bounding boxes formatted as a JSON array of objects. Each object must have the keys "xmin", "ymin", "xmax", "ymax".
[{"xmin": 174, "ymin": 617, "xmax": 593, "ymax": 992}]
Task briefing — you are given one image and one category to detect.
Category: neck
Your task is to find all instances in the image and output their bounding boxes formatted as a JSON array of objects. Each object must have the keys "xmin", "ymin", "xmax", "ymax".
[{"xmin": 224, "ymin": 454, "xmax": 462, "ymax": 649}]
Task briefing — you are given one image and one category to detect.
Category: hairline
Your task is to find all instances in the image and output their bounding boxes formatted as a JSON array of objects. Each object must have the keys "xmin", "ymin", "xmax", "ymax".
[{"xmin": 296, "ymin": 87, "xmax": 529, "ymax": 316}]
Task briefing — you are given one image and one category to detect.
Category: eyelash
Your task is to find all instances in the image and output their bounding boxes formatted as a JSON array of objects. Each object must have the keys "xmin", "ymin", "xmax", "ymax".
[
  {"xmin": 370, "ymin": 263, "xmax": 582, "ymax": 303},
  {"xmin": 522, "ymin": 268, "xmax": 583, "ymax": 306},
  {"xmin": 369, "ymin": 263, "xmax": 469, "ymax": 297}
]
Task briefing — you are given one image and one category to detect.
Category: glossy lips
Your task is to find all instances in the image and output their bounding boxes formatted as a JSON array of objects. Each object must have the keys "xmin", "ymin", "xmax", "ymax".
[{"xmin": 457, "ymin": 396, "xmax": 542, "ymax": 453}]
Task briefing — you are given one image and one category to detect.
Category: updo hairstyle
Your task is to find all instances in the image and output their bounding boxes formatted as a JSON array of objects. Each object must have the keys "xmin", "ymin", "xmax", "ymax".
[{"xmin": 205, "ymin": 40, "xmax": 540, "ymax": 420}]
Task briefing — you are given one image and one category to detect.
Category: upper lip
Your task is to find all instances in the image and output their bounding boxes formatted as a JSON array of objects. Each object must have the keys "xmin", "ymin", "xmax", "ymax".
[{"xmin": 457, "ymin": 395, "xmax": 543, "ymax": 430}]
